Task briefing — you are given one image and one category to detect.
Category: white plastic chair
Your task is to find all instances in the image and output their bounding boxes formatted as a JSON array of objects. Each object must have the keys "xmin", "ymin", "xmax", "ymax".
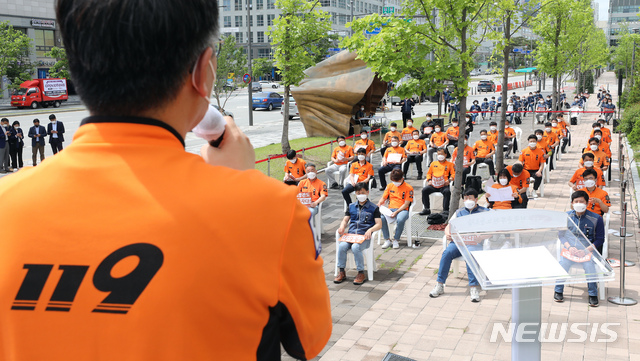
[
  {"xmin": 335, "ymin": 230, "xmax": 379, "ymax": 281},
  {"xmin": 598, "ymin": 212, "xmax": 611, "ymax": 300},
  {"xmin": 514, "ymin": 126, "xmax": 523, "ymax": 150},
  {"xmin": 342, "ymin": 177, "xmax": 375, "ymax": 211},
  {"xmin": 376, "ymin": 204, "xmax": 415, "ymax": 247},
  {"xmin": 310, "ymin": 202, "xmax": 324, "ymax": 243}
]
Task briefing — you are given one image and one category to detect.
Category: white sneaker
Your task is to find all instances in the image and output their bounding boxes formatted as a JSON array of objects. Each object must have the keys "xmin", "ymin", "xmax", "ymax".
[
  {"xmin": 392, "ymin": 240, "xmax": 400, "ymax": 249},
  {"xmin": 381, "ymin": 240, "xmax": 392, "ymax": 249},
  {"xmin": 470, "ymin": 286, "xmax": 480, "ymax": 302},
  {"xmin": 430, "ymin": 283, "xmax": 445, "ymax": 298},
  {"xmin": 532, "ymin": 190, "xmax": 538, "ymax": 198}
]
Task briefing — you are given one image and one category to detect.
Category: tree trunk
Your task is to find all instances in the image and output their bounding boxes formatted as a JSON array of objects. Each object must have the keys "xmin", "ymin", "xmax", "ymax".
[
  {"xmin": 281, "ymin": 85, "xmax": 291, "ymax": 153},
  {"xmin": 496, "ymin": 11, "xmax": 511, "ymax": 173}
]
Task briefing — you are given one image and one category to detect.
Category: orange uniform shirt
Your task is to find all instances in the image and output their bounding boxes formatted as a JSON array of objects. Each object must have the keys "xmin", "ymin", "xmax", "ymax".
[
  {"xmin": 519, "ymin": 146, "xmax": 546, "ymax": 171},
  {"xmin": 401, "ymin": 126, "xmax": 418, "ymax": 141},
  {"xmin": 430, "ymin": 131, "xmax": 448, "ymax": 147},
  {"xmin": 487, "ymin": 131, "xmax": 500, "ymax": 146},
  {"xmin": 570, "ymin": 166, "xmax": 605, "ymax": 189},
  {"xmin": 552, "ymin": 125, "xmax": 566, "ymax": 138},
  {"xmin": 473, "ymin": 139, "xmax": 495, "ymax": 158},
  {"xmin": 354, "ymin": 138, "xmax": 375, "ymax": 154},
  {"xmin": 0, "ymin": 122, "xmax": 331, "ymax": 361},
  {"xmin": 331, "ymin": 145, "xmax": 354, "ymax": 165},
  {"xmin": 544, "ymin": 130, "xmax": 559, "ymax": 147},
  {"xmin": 590, "ymin": 128, "xmax": 612, "ymax": 144},
  {"xmin": 349, "ymin": 161, "xmax": 374, "ymax": 183},
  {"xmin": 284, "ymin": 158, "xmax": 307, "ymax": 178},
  {"xmin": 427, "ymin": 160, "xmax": 455, "ymax": 187},
  {"xmin": 405, "ymin": 138, "xmax": 427, "ymax": 154},
  {"xmin": 384, "ymin": 146, "xmax": 406, "ymax": 164},
  {"xmin": 506, "ymin": 165, "xmax": 530, "ymax": 190},
  {"xmin": 489, "ymin": 183, "xmax": 521, "ymax": 209},
  {"xmin": 536, "ymin": 139, "xmax": 550, "ymax": 153},
  {"xmin": 298, "ymin": 178, "xmax": 328, "ymax": 202},
  {"xmin": 383, "ymin": 130, "xmax": 402, "ymax": 145},
  {"xmin": 581, "ymin": 149, "xmax": 609, "ymax": 169},
  {"xmin": 446, "ymin": 126, "xmax": 459, "ymax": 141},
  {"xmin": 504, "ymin": 127, "xmax": 516, "ymax": 140},
  {"xmin": 584, "ymin": 186, "xmax": 611, "ymax": 215},
  {"xmin": 451, "ymin": 146, "xmax": 476, "ymax": 167},
  {"xmin": 382, "ymin": 181, "xmax": 414, "ymax": 209}
]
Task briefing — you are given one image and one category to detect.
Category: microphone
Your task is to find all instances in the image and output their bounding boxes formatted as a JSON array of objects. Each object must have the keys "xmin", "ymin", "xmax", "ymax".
[{"xmin": 192, "ymin": 104, "xmax": 227, "ymax": 148}]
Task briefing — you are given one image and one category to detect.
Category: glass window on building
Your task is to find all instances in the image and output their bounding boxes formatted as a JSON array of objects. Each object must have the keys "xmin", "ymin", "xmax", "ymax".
[
  {"xmin": 235, "ymin": 0, "xmax": 242, "ymax": 10},
  {"xmin": 235, "ymin": 32, "xmax": 244, "ymax": 43},
  {"xmin": 258, "ymin": 48, "xmax": 272, "ymax": 58},
  {"xmin": 223, "ymin": 0, "xmax": 231, "ymax": 10},
  {"xmin": 267, "ymin": 14, "xmax": 275, "ymax": 26},
  {"xmin": 235, "ymin": 15, "xmax": 243, "ymax": 27},
  {"xmin": 320, "ymin": 0, "xmax": 330, "ymax": 6},
  {"xmin": 35, "ymin": 29, "xmax": 55, "ymax": 57},
  {"xmin": 257, "ymin": 31, "xmax": 264, "ymax": 43},
  {"xmin": 224, "ymin": 16, "xmax": 232, "ymax": 27},
  {"xmin": 338, "ymin": 0, "xmax": 346, "ymax": 8},
  {"xmin": 256, "ymin": 0, "xmax": 264, "ymax": 9},
  {"xmin": 267, "ymin": 0, "xmax": 275, "ymax": 9},
  {"xmin": 257, "ymin": 15, "xmax": 264, "ymax": 26}
]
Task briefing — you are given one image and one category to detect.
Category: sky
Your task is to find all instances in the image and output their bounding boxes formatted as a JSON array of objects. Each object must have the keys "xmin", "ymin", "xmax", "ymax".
[{"xmin": 595, "ymin": 0, "xmax": 609, "ymax": 21}]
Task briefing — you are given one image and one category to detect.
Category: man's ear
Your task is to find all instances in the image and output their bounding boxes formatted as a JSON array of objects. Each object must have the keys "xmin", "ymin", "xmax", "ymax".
[{"xmin": 191, "ymin": 47, "xmax": 215, "ymax": 99}]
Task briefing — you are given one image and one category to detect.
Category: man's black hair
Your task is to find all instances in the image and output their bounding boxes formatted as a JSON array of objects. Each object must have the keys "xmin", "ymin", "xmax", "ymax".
[
  {"xmin": 511, "ymin": 163, "xmax": 523, "ymax": 173},
  {"xmin": 581, "ymin": 168, "xmax": 598, "ymax": 179},
  {"xmin": 306, "ymin": 163, "xmax": 316, "ymax": 169},
  {"xmin": 56, "ymin": 0, "xmax": 219, "ymax": 116},
  {"xmin": 337, "ymin": 135, "xmax": 345, "ymax": 141},
  {"xmin": 582, "ymin": 152, "xmax": 594, "ymax": 160},
  {"xmin": 354, "ymin": 182, "xmax": 369, "ymax": 192},
  {"xmin": 527, "ymin": 134, "xmax": 537, "ymax": 141},
  {"xmin": 489, "ymin": 121, "xmax": 497, "ymax": 126},
  {"xmin": 286, "ymin": 150, "xmax": 296, "ymax": 159},
  {"xmin": 356, "ymin": 147, "xmax": 366, "ymax": 154},
  {"xmin": 534, "ymin": 129, "xmax": 544, "ymax": 135},
  {"xmin": 33, "ymin": 118, "xmax": 40, "ymax": 124},
  {"xmin": 589, "ymin": 137, "xmax": 600, "ymax": 145},
  {"xmin": 571, "ymin": 190, "xmax": 589, "ymax": 203},
  {"xmin": 463, "ymin": 188, "xmax": 478, "ymax": 198},
  {"xmin": 49, "ymin": 114, "xmax": 56, "ymax": 120},
  {"xmin": 1, "ymin": 118, "xmax": 8, "ymax": 123}
]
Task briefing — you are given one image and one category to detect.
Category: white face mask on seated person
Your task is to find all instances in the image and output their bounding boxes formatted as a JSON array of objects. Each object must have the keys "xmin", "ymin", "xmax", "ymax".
[
  {"xmin": 590, "ymin": 144, "xmax": 598, "ymax": 151},
  {"xmin": 584, "ymin": 179, "xmax": 596, "ymax": 188},
  {"xmin": 361, "ymin": 134, "xmax": 367, "ymax": 140},
  {"xmin": 356, "ymin": 194, "xmax": 368, "ymax": 203},
  {"xmin": 391, "ymin": 141, "xmax": 399, "ymax": 147},
  {"xmin": 499, "ymin": 178, "xmax": 508, "ymax": 186},
  {"xmin": 437, "ymin": 154, "xmax": 445, "ymax": 161},
  {"xmin": 339, "ymin": 140, "xmax": 346, "ymax": 147},
  {"xmin": 392, "ymin": 181, "xmax": 402, "ymax": 187},
  {"xmin": 464, "ymin": 200, "xmax": 476, "ymax": 209},
  {"xmin": 407, "ymin": 122, "xmax": 413, "ymax": 127},
  {"xmin": 584, "ymin": 160, "xmax": 594, "ymax": 167},
  {"xmin": 307, "ymin": 172, "xmax": 317, "ymax": 179},
  {"xmin": 413, "ymin": 135, "xmax": 419, "ymax": 140},
  {"xmin": 358, "ymin": 155, "xmax": 366, "ymax": 161},
  {"xmin": 529, "ymin": 142, "xmax": 537, "ymax": 149},
  {"xmin": 573, "ymin": 202, "xmax": 587, "ymax": 213}
]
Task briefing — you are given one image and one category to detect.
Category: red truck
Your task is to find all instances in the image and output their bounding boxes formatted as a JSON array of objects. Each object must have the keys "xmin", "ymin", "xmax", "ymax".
[{"xmin": 11, "ymin": 78, "xmax": 69, "ymax": 109}]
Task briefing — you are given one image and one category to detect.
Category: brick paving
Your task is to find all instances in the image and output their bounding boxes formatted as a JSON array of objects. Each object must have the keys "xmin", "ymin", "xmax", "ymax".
[{"xmin": 287, "ymin": 72, "xmax": 640, "ymax": 361}]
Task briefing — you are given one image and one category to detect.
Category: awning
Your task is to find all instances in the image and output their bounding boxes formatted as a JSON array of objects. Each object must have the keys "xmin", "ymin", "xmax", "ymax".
[
  {"xmin": 19, "ymin": 80, "xmax": 39, "ymax": 88},
  {"xmin": 515, "ymin": 67, "xmax": 537, "ymax": 73}
]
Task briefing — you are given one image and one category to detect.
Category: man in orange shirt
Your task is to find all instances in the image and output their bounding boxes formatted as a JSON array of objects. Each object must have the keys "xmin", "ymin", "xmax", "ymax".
[
  {"xmin": 590, "ymin": 121, "xmax": 612, "ymax": 144},
  {"xmin": 326, "ymin": 135, "xmax": 354, "ymax": 189},
  {"xmin": 0, "ymin": 1, "xmax": 331, "ymax": 360},
  {"xmin": 472, "ymin": 129, "xmax": 495, "ymax": 177},
  {"xmin": 543, "ymin": 122, "xmax": 559, "ymax": 170},
  {"xmin": 451, "ymin": 134, "xmax": 476, "ymax": 183},
  {"xmin": 506, "ymin": 163, "xmax": 530, "ymax": 208},
  {"xmin": 592, "ymin": 129, "xmax": 612, "ymax": 158},
  {"xmin": 378, "ymin": 169, "xmax": 414, "ymax": 249},
  {"xmin": 283, "ymin": 149, "xmax": 307, "ymax": 186},
  {"xmin": 355, "ymin": 130, "xmax": 375, "ymax": 161},
  {"xmin": 297, "ymin": 163, "xmax": 329, "ymax": 219},
  {"xmin": 403, "ymin": 129, "xmax": 427, "ymax": 179},
  {"xmin": 342, "ymin": 148, "xmax": 374, "ymax": 205},
  {"xmin": 569, "ymin": 153, "xmax": 605, "ymax": 191},
  {"xmin": 400, "ymin": 120, "xmax": 418, "ymax": 146},
  {"xmin": 381, "ymin": 122, "xmax": 401, "ymax": 157},
  {"xmin": 379, "ymin": 136, "xmax": 406, "ymax": 190},
  {"xmin": 555, "ymin": 114, "xmax": 571, "ymax": 153},
  {"xmin": 503, "ymin": 119, "xmax": 516, "ymax": 158},
  {"xmin": 419, "ymin": 148, "xmax": 455, "ymax": 215},
  {"xmin": 427, "ymin": 122, "xmax": 448, "ymax": 166},
  {"xmin": 519, "ymin": 134, "xmax": 546, "ymax": 197},
  {"xmin": 581, "ymin": 138, "xmax": 609, "ymax": 171},
  {"xmin": 581, "ymin": 168, "xmax": 611, "ymax": 215},
  {"xmin": 445, "ymin": 120, "xmax": 460, "ymax": 148},
  {"xmin": 486, "ymin": 122, "xmax": 499, "ymax": 146}
]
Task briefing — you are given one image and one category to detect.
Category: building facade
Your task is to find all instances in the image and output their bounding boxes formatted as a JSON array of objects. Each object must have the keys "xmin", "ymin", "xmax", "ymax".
[{"xmin": 607, "ymin": 0, "xmax": 640, "ymax": 46}]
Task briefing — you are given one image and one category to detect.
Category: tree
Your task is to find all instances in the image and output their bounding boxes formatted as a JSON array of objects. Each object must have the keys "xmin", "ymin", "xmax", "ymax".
[
  {"xmin": 5, "ymin": 54, "xmax": 34, "ymax": 92},
  {"xmin": 0, "ymin": 21, "xmax": 33, "ymax": 91},
  {"xmin": 212, "ymin": 35, "xmax": 247, "ymax": 111},
  {"xmin": 269, "ymin": 0, "xmax": 332, "ymax": 153},
  {"xmin": 342, "ymin": 0, "xmax": 492, "ymax": 216},
  {"xmin": 252, "ymin": 57, "xmax": 274, "ymax": 80},
  {"xmin": 45, "ymin": 47, "xmax": 70, "ymax": 79}
]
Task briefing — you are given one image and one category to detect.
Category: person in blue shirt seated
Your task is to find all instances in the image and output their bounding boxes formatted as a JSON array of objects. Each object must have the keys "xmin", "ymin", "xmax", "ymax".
[
  {"xmin": 554, "ymin": 190, "xmax": 604, "ymax": 307},
  {"xmin": 430, "ymin": 188, "xmax": 490, "ymax": 303},
  {"xmin": 335, "ymin": 182, "xmax": 382, "ymax": 285}
]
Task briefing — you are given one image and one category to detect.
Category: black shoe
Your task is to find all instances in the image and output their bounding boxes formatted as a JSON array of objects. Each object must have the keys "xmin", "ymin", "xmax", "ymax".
[
  {"xmin": 554, "ymin": 292, "xmax": 564, "ymax": 302},
  {"xmin": 417, "ymin": 174, "xmax": 423, "ymax": 180},
  {"xmin": 330, "ymin": 183, "xmax": 339, "ymax": 189},
  {"xmin": 379, "ymin": 186, "xmax": 386, "ymax": 191},
  {"xmin": 418, "ymin": 209, "xmax": 431, "ymax": 216},
  {"xmin": 589, "ymin": 295, "xmax": 599, "ymax": 307}
]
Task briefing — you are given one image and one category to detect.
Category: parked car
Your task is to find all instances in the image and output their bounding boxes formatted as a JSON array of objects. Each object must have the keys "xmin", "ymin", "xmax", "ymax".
[
  {"xmin": 222, "ymin": 82, "xmax": 237, "ymax": 91},
  {"xmin": 259, "ymin": 80, "xmax": 280, "ymax": 89},
  {"xmin": 252, "ymin": 91, "xmax": 284, "ymax": 111},
  {"xmin": 280, "ymin": 96, "xmax": 299, "ymax": 119},
  {"xmin": 469, "ymin": 69, "xmax": 481, "ymax": 76},
  {"xmin": 477, "ymin": 80, "xmax": 496, "ymax": 92},
  {"xmin": 251, "ymin": 82, "xmax": 262, "ymax": 92},
  {"xmin": 390, "ymin": 95, "xmax": 420, "ymax": 105},
  {"xmin": 213, "ymin": 104, "xmax": 234, "ymax": 118}
]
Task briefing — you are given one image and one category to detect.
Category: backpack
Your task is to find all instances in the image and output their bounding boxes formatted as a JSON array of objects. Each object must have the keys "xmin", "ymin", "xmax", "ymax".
[
  {"xmin": 514, "ymin": 115, "xmax": 522, "ymax": 124},
  {"xmin": 465, "ymin": 175, "xmax": 482, "ymax": 194},
  {"xmin": 570, "ymin": 117, "xmax": 578, "ymax": 125},
  {"xmin": 427, "ymin": 213, "xmax": 447, "ymax": 225}
]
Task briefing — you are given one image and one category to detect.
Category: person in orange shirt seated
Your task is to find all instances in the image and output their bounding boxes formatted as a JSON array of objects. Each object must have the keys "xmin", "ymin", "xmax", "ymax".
[
  {"xmin": 534, "ymin": 129, "xmax": 551, "ymax": 155},
  {"xmin": 403, "ymin": 129, "xmax": 427, "ymax": 180},
  {"xmin": 581, "ymin": 168, "xmax": 611, "ymax": 215},
  {"xmin": 486, "ymin": 168, "xmax": 522, "ymax": 209},
  {"xmin": 283, "ymin": 149, "xmax": 307, "ymax": 186},
  {"xmin": 590, "ymin": 121, "xmax": 612, "ymax": 144},
  {"xmin": 581, "ymin": 137, "xmax": 609, "ymax": 172},
  {"xmin": 326, "ymin": 135, "xmax": 354, "ymax": 189},
  {"xmin": 472, "ymin": 129, "xmax": 496, "ymax": 177},
  {"xmin": 543, "ymin": 122, "xmax": 560, "ymax": 170},
  {"xmin": 377, "ymin": 169, "xmax": 414, "ymax": 249},
  {"xmin": 592, "ymin": 129, "xmax": 612, "ymax": 158},
  {"xmin": 506, "ymin": 163, "xmax": 530, "ymax": 208},
  {"xmin": 519, "ymin": 134, "xmax": 546, "ymax": 197},
  {"xmin": 503, "ymin": 119, "xmax": 516, "ymax": 158},
  {"xmin": 451, "ymin": 134, "xmax": 476, "ymax": 183},
  {"xmin": 342, "ymin": 148, "xmax": 374, "ymax": 205},
  {"xmin": 355, "ymin": 130, "xmax": 375, "ymax": 162},
  {"xmin": 419, "ymin": 148, "xmax": 455, "ymax": 216},
  {"xmin": 445, "ymin": 120, "xmax": 460, "ymax": 148},
  {"xmin": 486, "ymin": 122, "xmax": 499, "ymax": 146},
  {"xmin": 297, "ymin": 163, "xmax": 328, "ymax": 219},
  {"xmin": 379, "ymin": 136, "xmax": 406, "ymax": 190},
  {"xmin": 427, "ymin": 122, "xmax": 449, "ymax": 166},
  {"xmin": 380, "ymin": 122, "xmax": 401, "ymax": 157},
  {"xmin": 400, "ymin": 120, "xmax": 418, "ymax": 147},
  {"xmin": 569, "ymin": 153, "xmax": 605, "ymax": 191},
  {"xmin": 551, "ymin": 116, "xmax": 569, "ymax": 153}
]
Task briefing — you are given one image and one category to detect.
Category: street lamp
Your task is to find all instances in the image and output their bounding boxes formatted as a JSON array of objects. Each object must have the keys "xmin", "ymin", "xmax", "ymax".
[{"xmin": 247, "ymin": 0, "xmax": 253, "ymax": 126}]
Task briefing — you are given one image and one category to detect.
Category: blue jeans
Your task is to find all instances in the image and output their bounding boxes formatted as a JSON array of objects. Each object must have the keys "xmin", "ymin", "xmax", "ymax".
[
  {"xmin": 308, "ymin": 205, "xmax": 319, "ymax": 219},
  {"xmin": 554, "ymin": 257, "xmax": 598, "ymax": 296},
  {"xmin": 381, "ymin": 209, "xmax": 410, "ymax": 240},
  {"xmin": 437, "ymin": 241, "xmax": 481, "ymax": 286},
  {"xmin": 337, "ymin": 239, "xmax": 371, "ymax": 271}
]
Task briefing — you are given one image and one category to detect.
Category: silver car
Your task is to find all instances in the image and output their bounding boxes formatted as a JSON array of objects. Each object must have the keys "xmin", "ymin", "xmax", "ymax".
[{"xmin": 281, "ymin": 96, "xmax": 299, "ymax": 119}]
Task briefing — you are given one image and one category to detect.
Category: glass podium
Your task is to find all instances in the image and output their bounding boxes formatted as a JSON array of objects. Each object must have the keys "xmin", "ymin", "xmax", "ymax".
[{"xmin": 449, "ymin": 209, "xmax": 615, "ymax": 361}]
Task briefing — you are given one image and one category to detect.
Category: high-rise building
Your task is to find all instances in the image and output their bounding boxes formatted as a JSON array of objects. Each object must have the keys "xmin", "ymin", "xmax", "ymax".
[{"xmin": 607, "ymin": 0, "xmax": 640, "ymax": 46}]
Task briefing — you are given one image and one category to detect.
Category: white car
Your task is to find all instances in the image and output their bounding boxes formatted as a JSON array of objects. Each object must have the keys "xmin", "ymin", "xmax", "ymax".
[
  {"xmin": 281, "ymin": 96, "xmax": 299, "ymax": 119},
  {"xmin": 259, "ymin": 80, "xmax": 280, "ymax": 89}
]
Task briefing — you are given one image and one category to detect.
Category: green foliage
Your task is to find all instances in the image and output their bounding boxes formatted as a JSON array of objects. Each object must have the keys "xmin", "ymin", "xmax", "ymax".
[
  {"xmin": 0, "ymin": 21, "xmax": 34, "ymax": 89},
  {"xmin": 252, "ymin": 58, "xmax": 274, "ymax": 79},
  {"xmin": 619, "ymin": 103, "xmax": 640, "ymax": 145},
  {"xmin": 45, "ymin": 47, "xmax": 70, "ymax": 79},
  {"xmin": 213, "ymin": 35, "xmax": 247, "ymax": 110},
  {"xmin": 311, "ymin": 33, "xmax": 339, "ymax": 64},
  {"xmin": 5, "ymin": 53, "xmax": 34, "ymax": 91},
  {"xmin": 577, "ymin": 70, "xmax": 594, "ymax": 93}
]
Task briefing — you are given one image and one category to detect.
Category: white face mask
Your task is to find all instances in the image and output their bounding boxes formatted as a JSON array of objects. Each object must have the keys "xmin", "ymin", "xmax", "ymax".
[
  {"xmin": 464, "ymin": 200, "xmax": 476, "ymax": 209},
  {"xmin": 590, "ymin": 144, "xmax": 598, "ymax": 151},
  {"xmin": 463, "ymin": 140, "xmax": 467, "ymax": 145},
  {"xmin": 594, "ymin": 127, "xmax": 600, "ymax": 131},
  {"xmin": 426, "ymin": 117, "xmax": 432, "ymax": 120},
  {"xmin": 360, "ymin": 107, "xmax": 364, "ymax": 111},
  {"xmin": 595, "ymin": 135, "xmax": 602, "ymax": 140},
  {"xmin": 545, "ymin": 128, "xmax": 551, "ymax": 133},
  {"xmin": 290, "ymin": 158, "xmax": 297, "ymax": 164},
  {"xmin": 437, "ymin": 155, "xmax": 445, "ymax": 161},
  {"xmin": 307, "ymin": 172, "xmax": 316, "ymax": 179},
  {"xmin": 339, "ymin": 141, "xmax": 346, "ymax": 147},
  {"xmin": 361, "ymin": 134, "xmax": 367, "ymax": 139},
  {"xmin": 573, "ymin": 203, "xmax": 587, "ymax": 213},
  {"xmin": 480, "ymin": 135, "xmax": 487, "ymax": 140},
  {"xmin": 356, "ymin": 194, "xmax": 368, "ymax": 202},
  {"xmin": 536, "ymin": 135, "xmax": 542, "ymax": 140},
  {"xmin": 452, "ymin": 122, "xmax": 458, "ymax": 127},
  {"xmin": 413, "ymin": 135, "xmax": 419, "ymax": 140},
  {"xmin": 391, "ymin": 141, "xmax": 399, "ymax": 147},
  {"xmin": 358, "ymin": 155, "xmax": 366, "ymax": 161},
  {"xmin": 499, "ymin": 178, "xmax": 508, "ymax": 185},
  {"xmin": 434, "ymin": 128, "xmax": 441, "ymax": 132},
  {"xmin": 552, "ymin": 123, "xmax": 558, "ymax": 127},
  {"xmin": 14, "ymin": 126, "xmax": 19, "ymax": 129},
  {"xmin": 390, "ymin": 127, "xmax": 397, "ymax": 132},
  {"xmin": 584, "ymin": 179, "xmax": 596, "ymax": 188},
  {"xmin": 490, "ymin": 126, "xmax": 497, "ymax": 131},
  {"xmin": 584, "ymin": 161, "xmax": 594, "ymax": 167},
  {"xmin": 407, "ymin": 122, "xmax": 413, "ymax": 127},
  {"xmin": 505, "ymin": 124, "xmax": 510, "ymax": 128},
  {"xmin": 392, "ymin": 181, "xmax": 402, "ymax": 187},
  {"xmin": 529, "ymin": 142, "xmax": 537, "ymax": 148}
]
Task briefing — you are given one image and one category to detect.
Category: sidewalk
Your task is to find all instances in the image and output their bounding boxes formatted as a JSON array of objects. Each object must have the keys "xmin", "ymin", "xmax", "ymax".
[{"xmin": 294, "ymin": 72, "xmax": 640, "ymax": 361}]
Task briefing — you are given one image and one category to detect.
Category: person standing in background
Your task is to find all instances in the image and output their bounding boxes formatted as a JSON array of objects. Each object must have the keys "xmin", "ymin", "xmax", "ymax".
[
  {"xmin": 47, "ymin": 114, "xmax": 65, "ymax": 154},
  {"xmin": 9, "ymin": 121, "xmax": 25, "ymax": 170},
  {"xmin": 28, "ymin": 118, "xmax": 47, "ymax": 166}
]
